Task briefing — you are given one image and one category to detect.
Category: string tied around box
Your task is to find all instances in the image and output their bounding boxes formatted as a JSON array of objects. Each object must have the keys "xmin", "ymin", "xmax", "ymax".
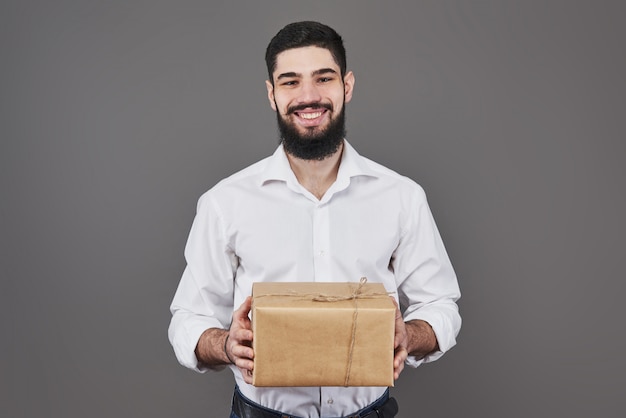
[{"xmin": 254, "ymin": 277, "xmax": 392, "ymax": 386}]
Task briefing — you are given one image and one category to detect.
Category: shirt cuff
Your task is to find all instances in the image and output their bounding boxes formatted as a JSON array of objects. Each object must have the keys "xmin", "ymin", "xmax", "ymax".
[{"xmin": 169, "ymin": 316, "xmax": 224, "ymax": 373}]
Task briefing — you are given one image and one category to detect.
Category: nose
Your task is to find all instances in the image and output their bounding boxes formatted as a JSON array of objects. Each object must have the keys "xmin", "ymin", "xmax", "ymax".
[{"xmin": 297, "ymin": 80, "xmax": 322, "ymax": 104}]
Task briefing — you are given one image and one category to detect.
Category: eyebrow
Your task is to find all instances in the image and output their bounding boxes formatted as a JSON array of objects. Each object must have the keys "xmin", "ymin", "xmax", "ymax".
[{"xmin": 276, "ymin": 68, "xmax": 338, "ymax": 80}]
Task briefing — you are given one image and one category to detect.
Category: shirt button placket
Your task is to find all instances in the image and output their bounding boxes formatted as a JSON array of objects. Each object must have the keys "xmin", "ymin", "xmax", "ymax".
[
  {"xmin": 320, "ymin": 387, "xmax": 339, "ymax": 417},
  {"xmin": 312, "ymin": 203, "xmax": 331, "ymax": 281}
]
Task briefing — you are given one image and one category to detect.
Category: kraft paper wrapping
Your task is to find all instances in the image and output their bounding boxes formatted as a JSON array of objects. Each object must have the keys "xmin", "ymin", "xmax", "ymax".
[{"xmin": 251, "ymin": 280, "xmax": 395, "ymax": 387}]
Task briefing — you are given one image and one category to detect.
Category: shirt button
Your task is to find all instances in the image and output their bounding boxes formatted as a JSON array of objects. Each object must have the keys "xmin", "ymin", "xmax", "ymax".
[
  {"xmin": 319, "ymin": 250, "xmax": 325, "ymax": 256},
  {"xmin": 327, "ymin": 398, "xmax": 334, "ymax": 404}
]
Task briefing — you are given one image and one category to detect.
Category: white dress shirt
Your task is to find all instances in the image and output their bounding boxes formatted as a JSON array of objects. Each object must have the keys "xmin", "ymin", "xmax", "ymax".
[{"xmin": 169, "ymin": 140, "xmax": 461, "ymax": 417}]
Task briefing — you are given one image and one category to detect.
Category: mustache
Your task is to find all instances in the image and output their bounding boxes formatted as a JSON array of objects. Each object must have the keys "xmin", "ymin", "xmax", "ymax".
[{"xmin": 287, "ymin": 102, "xmax": 333, "ymax": 115}]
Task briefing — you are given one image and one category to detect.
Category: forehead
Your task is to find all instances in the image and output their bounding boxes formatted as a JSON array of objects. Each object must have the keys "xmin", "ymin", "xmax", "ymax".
[{"xmin": 273, "ymin": 46, "xmax": 339, "ymax": 78}]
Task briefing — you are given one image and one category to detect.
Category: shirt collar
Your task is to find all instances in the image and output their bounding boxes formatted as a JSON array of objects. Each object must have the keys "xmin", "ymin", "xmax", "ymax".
[{"xmin": 259, "ymin": 140, "xmax": 379, "ymax": 188}]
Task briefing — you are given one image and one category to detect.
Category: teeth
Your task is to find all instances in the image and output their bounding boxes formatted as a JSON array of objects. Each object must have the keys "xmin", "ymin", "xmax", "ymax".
[{"xmin": 300, "ymin": 111, "xmax": 323, "ymax": 119}]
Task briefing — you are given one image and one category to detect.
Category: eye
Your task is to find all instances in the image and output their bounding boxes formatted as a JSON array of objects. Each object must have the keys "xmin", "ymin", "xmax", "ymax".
[
  {"xmin": 281, "ymin": 80, "xmax": 298, "ymax": 87},
  {"xmin": 318, "ymin": 77, "xmax": 333, "ymax": 83}
]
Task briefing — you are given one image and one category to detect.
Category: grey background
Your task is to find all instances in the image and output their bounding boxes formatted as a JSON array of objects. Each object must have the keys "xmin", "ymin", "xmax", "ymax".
[{"xmin": 2, "ymin": 1, "xmax": 625, "ymax": 417}]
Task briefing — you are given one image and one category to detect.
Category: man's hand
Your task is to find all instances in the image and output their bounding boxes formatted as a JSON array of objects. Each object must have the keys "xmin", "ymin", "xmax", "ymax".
[
  {"xmin": 225, "ymin": 296, "xmax": 255, "ymax": 384},
  {"xmin": 392, "ymin": 299, "xmax": 408, "ymax": 380},
  {"xmin": 195, "ymin": 297, "xmax": 255, "ymax": 383}
]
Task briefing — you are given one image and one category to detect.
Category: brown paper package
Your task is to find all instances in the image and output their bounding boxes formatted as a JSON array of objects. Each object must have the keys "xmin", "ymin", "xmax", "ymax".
[{"xmin": 251, "ymin": 281, "xmax": 395, "ymax": 387}]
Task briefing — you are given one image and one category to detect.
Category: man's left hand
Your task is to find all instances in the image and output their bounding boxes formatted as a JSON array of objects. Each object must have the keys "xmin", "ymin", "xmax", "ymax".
[{"xmin": 392, "ymin": 299, "xmax": 408, "ymax": 380}]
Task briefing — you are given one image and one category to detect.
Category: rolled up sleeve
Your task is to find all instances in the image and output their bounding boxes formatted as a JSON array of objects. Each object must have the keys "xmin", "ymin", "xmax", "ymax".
[
  {"xmin": 393, "ymin": 186, "xmax": 461, "ymax": 367},
  {"xmin": 168, "ymin": 193, "xmax": 237, "ymax": 372}
]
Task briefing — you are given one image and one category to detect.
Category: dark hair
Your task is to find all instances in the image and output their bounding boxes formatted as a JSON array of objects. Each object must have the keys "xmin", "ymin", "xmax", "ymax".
[{"xmin": 265, "ymin": 21, "xmax": 346, "ymax": 84}]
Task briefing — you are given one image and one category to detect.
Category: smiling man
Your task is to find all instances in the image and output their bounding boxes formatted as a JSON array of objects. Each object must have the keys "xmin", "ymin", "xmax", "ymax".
[{"xmin": 169, "ymin": 21, "xmax": 461, "ymax": 418}]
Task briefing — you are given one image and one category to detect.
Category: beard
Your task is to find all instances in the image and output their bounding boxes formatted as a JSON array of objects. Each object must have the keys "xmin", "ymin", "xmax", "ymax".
[{"xmin": 276, "ymin": 102, "xmax": 346, "ymax": 161}]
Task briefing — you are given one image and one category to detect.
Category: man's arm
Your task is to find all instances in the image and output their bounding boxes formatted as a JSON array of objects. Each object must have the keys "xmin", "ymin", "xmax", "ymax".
[
  {"xmin": 392, "ymin": 184, "xmax": 461, "ymax": 372},
  {"xmin": 168, "ymin": 192, "xmax": 241, "ymax": 372}
]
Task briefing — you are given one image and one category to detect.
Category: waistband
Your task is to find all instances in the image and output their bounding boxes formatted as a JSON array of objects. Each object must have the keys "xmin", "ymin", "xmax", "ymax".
[{"xmin": 231, "ymin": 386, "xmax": 398, "ymax": 418}]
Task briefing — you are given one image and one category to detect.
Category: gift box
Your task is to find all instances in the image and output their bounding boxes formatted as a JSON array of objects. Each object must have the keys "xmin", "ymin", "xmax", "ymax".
[{"xmin": 251, "ymin": 280, "xmax": 395, "ymax": 387}]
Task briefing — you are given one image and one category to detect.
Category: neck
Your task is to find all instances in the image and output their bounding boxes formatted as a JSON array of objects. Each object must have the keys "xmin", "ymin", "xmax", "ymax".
[{"xmin": 286, "ymin": 141, "xmax": 344, "ymax": 200}]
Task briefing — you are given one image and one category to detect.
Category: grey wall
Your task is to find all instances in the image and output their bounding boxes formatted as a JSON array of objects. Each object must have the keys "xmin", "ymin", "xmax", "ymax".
[{"xmin": 3, "ymin": 1, "xmax": 625, "ymax": 417}]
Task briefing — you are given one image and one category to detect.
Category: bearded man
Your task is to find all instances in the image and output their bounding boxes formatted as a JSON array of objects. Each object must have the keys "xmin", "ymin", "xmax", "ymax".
[{"xmin": 169, "ymin": 21, "xmax": 461, "ymax": 418}]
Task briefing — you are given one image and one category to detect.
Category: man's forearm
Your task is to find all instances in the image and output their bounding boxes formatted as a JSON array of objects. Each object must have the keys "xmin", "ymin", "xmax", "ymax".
[
  {"xmin": 405, "ymin": 319, "xmax": 439, "ymax": 359},
  {"xmin": 194, "ymin": 328, "xmax": 231, "ymax": 368}
]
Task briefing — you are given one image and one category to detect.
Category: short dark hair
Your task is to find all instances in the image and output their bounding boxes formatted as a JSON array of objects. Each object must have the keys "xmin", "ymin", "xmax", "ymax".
[{"xmin": 265, "ymin": 21, "xmax": 347, "ymax": 84}]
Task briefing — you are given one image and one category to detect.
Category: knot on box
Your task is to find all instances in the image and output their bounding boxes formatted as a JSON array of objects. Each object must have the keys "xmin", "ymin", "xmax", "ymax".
[{"xmin": 309, "ymin": 277, "xmax": 391, "ymax": 304}]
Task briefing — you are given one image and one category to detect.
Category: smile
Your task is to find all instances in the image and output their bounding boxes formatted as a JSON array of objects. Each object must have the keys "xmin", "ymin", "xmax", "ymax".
[
  {"xmin": 298, "ymin": 111, "xmax": 324, "ymax": 119},
  {"xmin": 291, "ymin": 108, "xmax": 329, "ymax": 127}
]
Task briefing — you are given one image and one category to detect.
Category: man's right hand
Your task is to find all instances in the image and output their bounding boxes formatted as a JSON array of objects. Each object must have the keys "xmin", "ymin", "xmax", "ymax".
[
  {"xmin": 225, "ymin": 296, "xmax": 255, "ymax": 383},
  {"xmin": 195, "ymin": 297, "xmax": 255, "ymax": 384}
]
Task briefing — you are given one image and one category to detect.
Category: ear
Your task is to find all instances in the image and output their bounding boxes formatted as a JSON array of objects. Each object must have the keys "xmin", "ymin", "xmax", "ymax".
[
  {"xmin": 265, "ymin": 80, "xmax": 277, "ymax": 111},
  {"xmin": 343, "ymin": 71, "xmax": 355, "ymax": 104}
]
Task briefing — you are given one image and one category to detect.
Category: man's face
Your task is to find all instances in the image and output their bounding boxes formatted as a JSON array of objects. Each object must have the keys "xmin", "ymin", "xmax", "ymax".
[{"xmin": 266, "ymin": 46, "xmax": 355, "ymax": 160}]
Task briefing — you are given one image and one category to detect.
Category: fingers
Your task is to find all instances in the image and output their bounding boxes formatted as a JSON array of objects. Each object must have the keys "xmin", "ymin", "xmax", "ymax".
[
  {"xmin": 231, "ymin": 297, "xmax": 254, "ymax": 341},
  {"xmin": 393, "ymin": 346, "xmax": 407, "ymax": 380},
  {"xmin": 389, "ymin": 296, "xmax": 408, "ymax": 380},
  {"xmin": 233, "ymin": 296, "xmax": 253, "ymax": 329},
  {"xmin": 243, "ymin": 369, "xmax": 253, "ymax": 384},
  {"xmin": 391, "ymin": 298, "xmax": 407, "ymax": 349},
  {"xmin": 226, "ymin": 328, "xmax": 255, "ymax": 383},
  {"xmin": 228, "ymin": 329, "xmax": 255, "ymax": 361},
  {"xmin": 229, "ymin": 297, "xmax": 255, "ymax": 382}
]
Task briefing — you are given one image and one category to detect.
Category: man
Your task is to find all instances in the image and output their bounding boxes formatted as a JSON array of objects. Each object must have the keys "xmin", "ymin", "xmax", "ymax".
[{"xmin": 169, "ymin": 21, "xmax": 461, "ymax": 418}]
